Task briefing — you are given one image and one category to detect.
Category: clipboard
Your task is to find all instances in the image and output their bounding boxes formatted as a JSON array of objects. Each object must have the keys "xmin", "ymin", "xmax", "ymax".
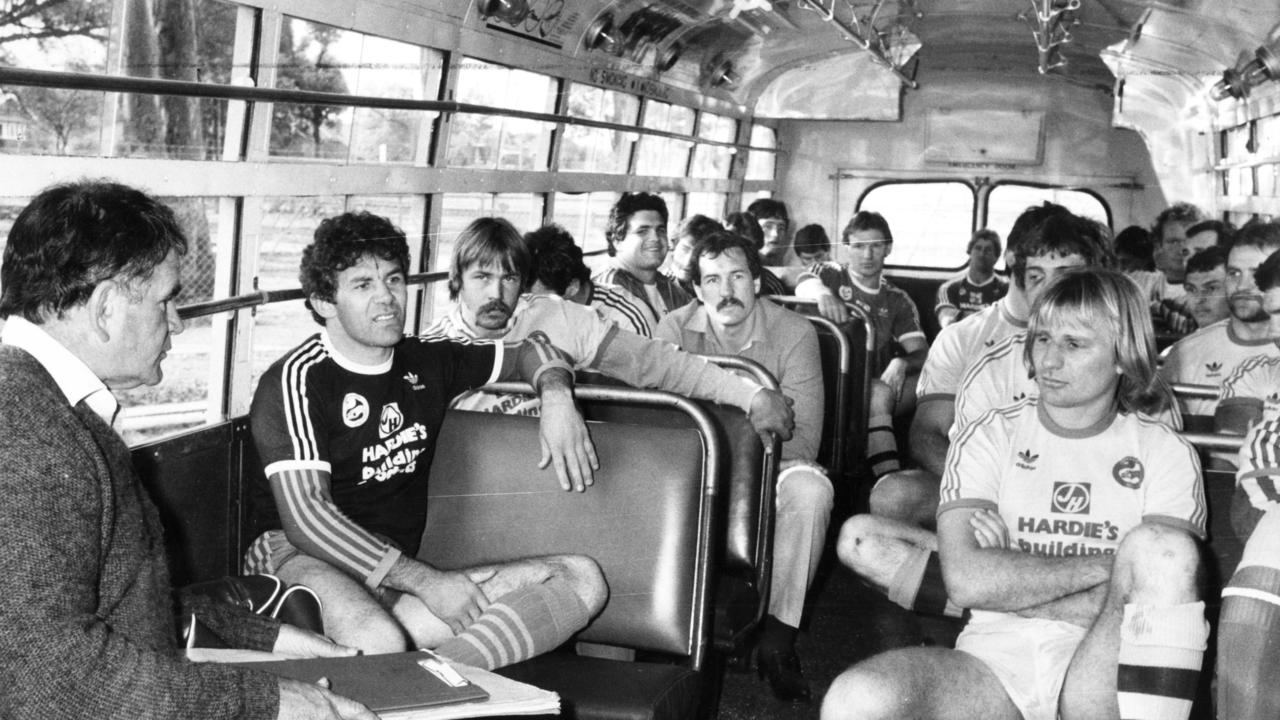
[{"xmin": 234, "ymin": 650, "xmax": 490, "ymax": 713}]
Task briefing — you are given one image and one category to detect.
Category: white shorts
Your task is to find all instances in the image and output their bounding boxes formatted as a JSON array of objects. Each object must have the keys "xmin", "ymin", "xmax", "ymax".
[{"xmin": 955, "ymin": 611, "xmax": 1086, "ymax": 720}]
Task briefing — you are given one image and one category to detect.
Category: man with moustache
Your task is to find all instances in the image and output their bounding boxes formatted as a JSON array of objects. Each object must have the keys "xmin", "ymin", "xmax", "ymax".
[
  {"xmin": 593, "ymin": 192, "xmax": 692, "ymax": 328},
  {"xmin": 748, "ymin": 198, "xmax": 796, "ymax": 267},
  {"xmin": 421, "ymin": 217, "xmax": 796, "ymax": 446},
  {"xmin": 656, "ymin": 230, "xmax": 829, "ymax": 703},
  {"xmin": 1155, "ymin": 224, "xmax": 1280, "ymax": 441},
  {"xmin": 246, "ymin": 211, "xmax": 610, "ymax": 661}
]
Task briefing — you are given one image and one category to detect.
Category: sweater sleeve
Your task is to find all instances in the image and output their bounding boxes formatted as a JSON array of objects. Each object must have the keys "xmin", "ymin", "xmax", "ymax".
[
  {"xmin": 0, "ymin": 415, "xmax": 279, "ymax": 720},
  {"xmin": 589, "ymin": 327, "xmax": 761, "ymax": 411}
]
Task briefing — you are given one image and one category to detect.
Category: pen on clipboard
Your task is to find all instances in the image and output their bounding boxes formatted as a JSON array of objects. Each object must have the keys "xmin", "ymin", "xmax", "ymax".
[{"xmin": 417, "ymin": 649, "xmax": 471, "ymax": 687}]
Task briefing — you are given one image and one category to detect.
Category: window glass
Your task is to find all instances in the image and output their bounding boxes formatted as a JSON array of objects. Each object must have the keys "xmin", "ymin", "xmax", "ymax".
[
  {"xmin": 117, "ymin": 196, "xmax": 227, "ymax": 445},
  {"xmin": 686, "ymin": 192, "xmax": 726, "ymax": 220},
  {"xmin": 854, "ymin": 182, "xmax": 975, "ymax": 269},
  {"xmin": 745, "ymin": 125, "xmax": 777, "ymax": 181},
  {"xmin": 445, "ymin": 58, "xmax": 556, "ymax": 170},
  {"xmin": 432, "ymin": 193, "xmax": 544, "ymax": 313},
  {"xmin": 635, "ymin": 101, "xmax": 694, "ymax": 176},
  {"xmin": 659, "ymin": 192, "xmax": 685, "ymax": 224},
  {"xmin": 691, "ymin": 112, "xmax": 737, "ymax": 179},
  {"xmin": 554, "ymin": 192, "xmax": 619, "ymax": 256},
  {"xmin": 0, "ymin": 0, "xmax": 241, "ymax": 159},
  {"xmin": 986, "ymin": 184, "xmax": 1111, "ymax": 245},
  {"xmin": 270, "ymin": 18, "xmax": 443, "ymax": 163},
  {"xmin": 561, "ymin": 84, "xmax": 639, "ymax": 174}
]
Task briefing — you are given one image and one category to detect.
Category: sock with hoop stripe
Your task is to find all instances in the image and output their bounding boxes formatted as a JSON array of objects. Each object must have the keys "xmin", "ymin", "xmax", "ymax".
[
  {"xmin": 1116, "ymin": 601, "xmax": 1207, "ymax": 720},
  {"xmin": 887, "ymin": 545, "xmax": 965, "ymax": 618},
  {"xmin": 433, "ymin": 578, "xmax": 589, "ymax": 670},
  {"xmin": 866, "ymin": 414, "xmax": 900, "ymax": 479},
  {"xmin": 1216, "ymin": 565, "xmax": 1280, "ymax": 720}
]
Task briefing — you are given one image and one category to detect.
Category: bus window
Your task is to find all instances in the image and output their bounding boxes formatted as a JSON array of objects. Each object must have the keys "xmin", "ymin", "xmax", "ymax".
[
  {"xmin": 117, "ymin": 196, "xmax": 227, "ymax": 445},
  {"xmin": 691, "ymin": 112, "xmax": 738, "ymax": 179},
  {"xmin": 745, "ymin": 125, "xmax": 778, "ymax": 181},
  {"xmin": 687, "ymin": 193, "xmax": 727, "ymax": 220},
  {"xmin": 856, "ymin": 181, "xmax": 975, "ymax": 269},
  {"xmin": 554, "ymin": 192, "xmax": 618, "ymax": 256},
  {"xmin": 561, "ymin": 85, "xmax": 640, "ymax": 174},
  {"xmin": 986, "ymin": 184, "xmax": 1110, "ymax": 244},
  {"xmin": 268, "ymin": 18, "xmax": 442, "ymax": 163},
  {"xmin": 635, "ymin": 101, "xmax": 695, "ymax": 177},
  {"xmin": 445, "ymin": 59, "xmax": 556, "ymax": 171}
]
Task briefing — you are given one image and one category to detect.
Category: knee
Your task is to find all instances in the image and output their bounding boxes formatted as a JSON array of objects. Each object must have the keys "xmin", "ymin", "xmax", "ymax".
[
  {"xmin": 1115, "ymin": 522, "xmax": 1202, "ymax": 602},
  {"xmin": 777, "ymin": 468, "xmax": 834, "ymax": 516},
  {"xmin": 868, "ymin": 469, "xmax": 937, "ymax": 522},
  {"xmin": 554, "ymin": 554, "xmax": 608, "ymax": 614},
  {"xmin": 821, "ymin": 662, "xmax": 905, "ymax": 720},
  {"xmin": 836, "ymin": 514, "xmax": 877, "ymax": 572}
]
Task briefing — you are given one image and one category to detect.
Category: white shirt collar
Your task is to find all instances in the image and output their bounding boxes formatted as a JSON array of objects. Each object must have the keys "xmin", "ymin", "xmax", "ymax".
[{"xmin": 1, "ymin": 316, "xmax": 118, "ymax": 424}]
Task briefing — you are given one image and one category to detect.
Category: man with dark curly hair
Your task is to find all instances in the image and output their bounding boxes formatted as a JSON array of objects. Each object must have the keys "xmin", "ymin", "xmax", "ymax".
[
  {"xmin": 593, "ymin": 192, "xmax": 692, "ymax": 327},
  {"xmin": 245, "ymin": 211, "xmax": 608, "ymax": 663}
]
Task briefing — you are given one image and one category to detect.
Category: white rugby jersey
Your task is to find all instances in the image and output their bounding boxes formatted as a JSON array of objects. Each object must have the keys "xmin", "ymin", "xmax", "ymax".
[
  {"xmin": 939, "ymin": 398, "xmax": 1206, "ymax": 559},
  {"xmin": 1160, "ymin": 320, "xmax": 1280, "ymax": 416},
  {"xmin": 916, "ymin": 298, "xmax": 1025, "ymax": 404}
]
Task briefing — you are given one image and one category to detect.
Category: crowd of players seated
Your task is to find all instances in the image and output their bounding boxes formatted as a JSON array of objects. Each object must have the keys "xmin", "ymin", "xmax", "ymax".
[{"xmin": 6, "ymin": 178, "xmax": 1280, "ymax": 719}]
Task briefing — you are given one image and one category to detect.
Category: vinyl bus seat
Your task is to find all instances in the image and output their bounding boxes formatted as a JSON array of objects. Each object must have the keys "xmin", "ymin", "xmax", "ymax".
[
  {"xmin": 574, "ymin": 356, "xmax": 781, "ymax": 665},
  {"xmin": 418, "ymin": 385, "xmax": 722, "ymax": 720}
]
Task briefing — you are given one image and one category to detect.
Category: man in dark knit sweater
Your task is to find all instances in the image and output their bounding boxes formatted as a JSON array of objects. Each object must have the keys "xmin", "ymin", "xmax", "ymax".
[{"xmin": 0, "ymin": 181, "xmax": 374, "ymax": 719}]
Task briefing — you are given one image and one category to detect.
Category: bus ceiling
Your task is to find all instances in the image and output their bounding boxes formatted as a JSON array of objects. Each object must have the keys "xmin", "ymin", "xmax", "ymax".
[{"xmin": 470, "ymin": 1, "xmax": 1280, "ymax": 125}]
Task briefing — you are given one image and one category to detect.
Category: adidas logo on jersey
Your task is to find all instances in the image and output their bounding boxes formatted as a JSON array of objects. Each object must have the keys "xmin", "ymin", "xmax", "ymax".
[
  {"xmin": 1016, "ymin": 449, "xmax": 1039, "ymax": 470},
  {"xmin": 1205, "ymin": 361, "xmax": 1222, "ymax": 374},
  {"xmin": 984, "ymin": 339, "xmax": 996, "ymax": 347},
  {"xmin": 403, "ymin": 371, "xmax": 425, "ymax": 391},
  {"xmin": 1269, "ymin": 392, "xmax": 1280, "ymax": 404},
  {"xmin": 1013, "ymin": 392, "xmax": 1027, "ymax": 402}
]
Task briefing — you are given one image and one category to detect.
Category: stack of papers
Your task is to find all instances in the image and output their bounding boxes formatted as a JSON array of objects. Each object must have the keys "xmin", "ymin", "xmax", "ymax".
[{"xmin": 189, "ymin": 648, "xmax": 559, "ymax": 718}]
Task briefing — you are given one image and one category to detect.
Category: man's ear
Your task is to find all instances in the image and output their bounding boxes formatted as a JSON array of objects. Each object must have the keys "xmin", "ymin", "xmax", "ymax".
[
  {"xmin": 753, "ymin": 277, "xmax": 762, "ymax": 295},
  {"xmin": 310, "ymin": 294, "xmax": 339, "ymax": 321},
  {"xmin": 564, "ymin": 279, "xmax": 582, "ymax": 301},
  {"xmin": 86, "ymin": 279, "xmax": 121, "ymax": 342}
]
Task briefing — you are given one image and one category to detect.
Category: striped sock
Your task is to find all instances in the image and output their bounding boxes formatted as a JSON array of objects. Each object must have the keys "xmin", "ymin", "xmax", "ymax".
[
  {"xmin": 433, "ymin": 578, "xmax": 590, "ymax": 670},
  {"xmin": 886, "ymin": 546, "xmax": 965, "ymax": 618},
  {"xmin": 1116, "ymin": 601, "xmax": 1208, "ymax": 720},
  {"xmin": 866, "ymin": 414, "xmax": 900, "ymax": 478},
  {"xmin": 1217, "ymin": 566, "xmax": 1280, "ymax": 720}
]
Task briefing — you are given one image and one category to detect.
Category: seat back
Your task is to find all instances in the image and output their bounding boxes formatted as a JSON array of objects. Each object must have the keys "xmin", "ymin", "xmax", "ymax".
[
  {"xmin": 419, "ymin": 387, "xmax": 721, "ymax": 668},
  {"xmin": 575, "ymin": 359, "xmax": 780, "ymax": 649},
  {"xmin": 804, "ymin": 314, "xmax": 852, "ymax": 481},
  {"xmin": 768, "ymin": 297, "xmax": 872, "ymax": 474}
]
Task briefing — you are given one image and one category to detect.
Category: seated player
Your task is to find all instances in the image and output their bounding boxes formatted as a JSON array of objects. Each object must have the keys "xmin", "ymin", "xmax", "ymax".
[
  {"xmin": 823, "ymin": 268, "xmax": 1208, "ymax": 720},
  {"xmin": 664, "ymin": 214, "xmax": 722, "ymax": 298},
  {"xmin": 421, "ymin": 217, "xmax": 795, "ymax": 444},
  {"xmin": 593, "ymin": 192, "xmax": 692, "ymax": 328},
  {"xmin": 657, "ymin": 230, "xmax": 831, "ymax": 703},
  {"xmin": 793, "ymin": 224, "xmax": 832, "ymax": 266},
  {"xmin": 748, "ymin": 197, "xmax": 796, "ymax": 267},
  {"xmin": 935, "ymin": 229, "xmax": 1007, "ymax": 328},
  {"xmin": 725, "ymin": 211, "xmax": 788, "ymax": 296},
  {"xmin": 523, "ymin": 223, "xmax": 651, "ymax": 336},
  {"xmin": 1213, "ymin": 228, "xmax": 1280, "ymax": 437},
  {"xmin": 795, "ymin": 210, "xmax": 928, "ymax": 478},
  {"xmin": 245, "ymin": 211, "xmax": 608, "ymax": 661},
  {"xmin": 1179, "ymin": 246, "xmax": 1230, "ymax": 330}
]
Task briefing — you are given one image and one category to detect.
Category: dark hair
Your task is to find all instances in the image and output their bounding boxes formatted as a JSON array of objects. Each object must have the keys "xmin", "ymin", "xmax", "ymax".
[
  {"xmin": 1187, "ymin": 219, "xmax": 1235, "ymax": 247},
  {"xmin": 1007, "ymin": 202, "xmax": 1072, "ymax": 257},
  {"xmin": 843, "ymin": 210, "xmax": 893, "ymax": 243},
  {"xmin": 967, "ymin": 228, "xmax": 1002, "ymax": 255},
  {"xmin": 300, "ymin": 212, "xmax": 410, "ymax": 325},
  {"xmin": 724, "ymin": 211, "xmax": 764, "ymax": 250},
  {"xmin": 746, "ymin": 198, "xmax": 789, "ymax": 224},
  {"xmin": 794, "ymin": 224, "xmax": 831, "ymax": 255},
  {"xmin": 605, "ymin": 192, "xmax": 668, "ymax": 256},
  {"xmin": 525, "ymin": 224, "xmax": 589, "ymax": 296},
  {"xmin": 1013, "ymin": 211, "xmax": 1115, "ymax": 289},
  {"xmin": 675, "ymin": 214, "xmax": 722, "ymax": 245},
  {"xmin": 689, "ymin": 230, "xmax": 763, "ymax": 285},
  {"xmin": 1152, "ymin": 202, "xmax": 1204, "ymax": 244},
  {"xmin": 448, "ymin": 217, "xmax": 530, "ymax": 300},
  {"xmin": 1229, "ymin": 220, "xmax": 1280, "ymax": 256},
  {"xmin": 1113, "ymin": 225, "xmax": 1154, "ymax": 267},
  {"xmin": 1186, "ymin": 245, "xmax": 1228, "ymax": 276},
  {"xmin": 0, "ymin": 180, "xmax": 188, "ymax": 323},
  {"xmin": 1255, "ymin": 249, "xmax": 1280, "ymax": 294}
]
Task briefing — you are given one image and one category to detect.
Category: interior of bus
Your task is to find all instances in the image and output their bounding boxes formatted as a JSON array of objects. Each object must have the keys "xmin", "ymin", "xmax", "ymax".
[{"xmin": 2, "ymin": 0, "xmax": 1279, "ymax": 717}]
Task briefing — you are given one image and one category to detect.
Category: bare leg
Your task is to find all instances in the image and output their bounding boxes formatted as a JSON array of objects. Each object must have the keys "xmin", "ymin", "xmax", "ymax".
[
  {"xmin": 869, "ymin": 468, "xmax": 941, "ymax": 527},
  {"xmin": 275, "ymin": 553, "xmax": 409, "ymax": 654},
  {"xmin": 822, "ymin": 647, "xmax": 1020, "ymax": 720}
]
